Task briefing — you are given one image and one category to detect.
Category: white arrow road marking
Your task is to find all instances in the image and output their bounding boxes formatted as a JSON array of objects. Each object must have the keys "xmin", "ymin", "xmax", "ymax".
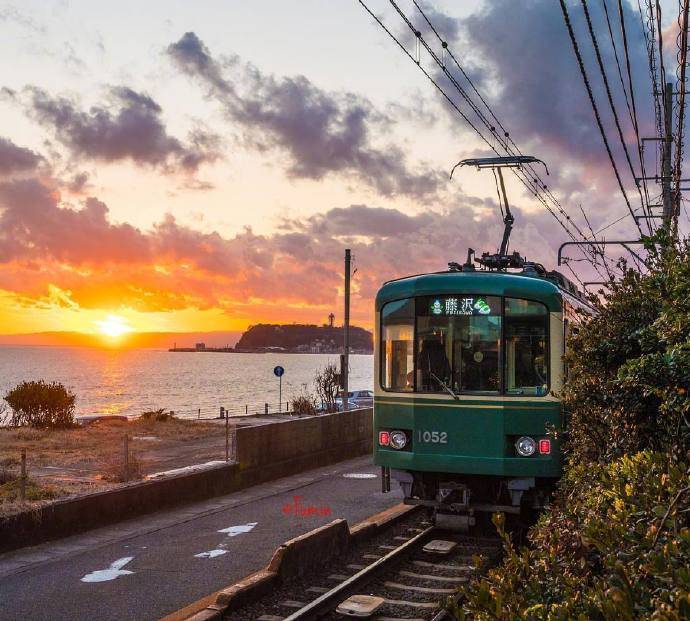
[
  {"xmin": 217, "ymin": 522, "xmax": 258, "ymax": 537},
  {"xmin": 81, "ymin": 557, "xmax": 134, "ymax": 583},
  {"xmin": 195, "ymin": 549, "xmax": 228, "ymax": 559}
]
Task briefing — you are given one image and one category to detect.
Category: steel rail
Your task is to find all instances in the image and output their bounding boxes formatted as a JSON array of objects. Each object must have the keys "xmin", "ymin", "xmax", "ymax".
[{"xmin": 282, "ymin": 525, "xmax": 435, "ymax": 621}]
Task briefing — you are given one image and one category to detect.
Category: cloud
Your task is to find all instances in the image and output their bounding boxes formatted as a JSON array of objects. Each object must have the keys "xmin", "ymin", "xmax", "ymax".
[
  {"xmin": 382, "ymin": 0, "xmax": 653, "ymax": 235},
  {"xmin": 167, "ymin": 32, "xmax": 444, "ymax": 200},
  {"xmin": 0, "ymin": 176, "xmax": 593, "ymax": 325},
  {"xmin": 0, "ymin": 137, "xmax": 42, "ymax": 175},
  {"xmin": 459, "ymin": 1, "xmax": 653, "ymax": 203},
  {"xmin": 22, "ymin": 85, "xmax": 221, "ymax": 174}
]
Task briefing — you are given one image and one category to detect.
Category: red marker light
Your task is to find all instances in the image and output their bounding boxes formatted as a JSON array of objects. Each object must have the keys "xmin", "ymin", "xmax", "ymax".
[
  {"xmin": 539, "ymin": 439, "xmax": 551, "ymax": 454},
  {"xmin": 379, "ymin": 431, "xmax": 391, "ymax": 446}
]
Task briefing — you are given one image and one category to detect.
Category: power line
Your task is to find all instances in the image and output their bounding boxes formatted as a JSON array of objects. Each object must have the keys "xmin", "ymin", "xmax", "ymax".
[
  {"xmin": 357, "ymin": 0, "xmax": 609, "ymax": 280},
  {"xmin": 639, "ymin": 0, "xmax": 665, "ymax": 168},
  {"xmin": 673, "ymin": 0, "xmax": 690, "ymax": 233},
  {"xmin": 409, "ymin": 0, "xmax": 604, "ymax": 254},
  {"xmin": 389, "ymin": 0, "xmax": 609, "ymax": 271},
  {"xmin": 581, "ymin": 0, "xmax": 652, "ymax": 235},
  {"xmin": 603, "ymin": 0, "xmax": 654, "ymax": 227},
  {"xmin": 559, "ymin": 0, "xmax": 645, "ymax": 237},
  {"xmin": 656, "ymin": 0, "xmax": 671, "ymax": 135}
]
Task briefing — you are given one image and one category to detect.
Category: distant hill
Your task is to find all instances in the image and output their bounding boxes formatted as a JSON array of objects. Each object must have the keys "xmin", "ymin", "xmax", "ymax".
[
  {"xmin": 235, "ymin": 324, "xmax": 373, "ymax": 354},
  {"xmin": 0, "ymin": 331, "xmax": 243, "ymax": 349}
]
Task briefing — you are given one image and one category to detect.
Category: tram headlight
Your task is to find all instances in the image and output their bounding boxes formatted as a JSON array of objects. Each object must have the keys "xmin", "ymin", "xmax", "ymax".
[
  {"xmin": 389, "ymin": 430, "xmax": 408, "ymax": 450},
  {"xmin": 515, "ymin": 435, "xmax": 537, "ymax": 457}
]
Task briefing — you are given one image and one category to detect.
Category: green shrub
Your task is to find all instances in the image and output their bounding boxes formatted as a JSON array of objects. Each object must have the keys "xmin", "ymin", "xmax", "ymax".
[
  {"xmin": 4, "ymin": 381, "xmax": 76, "ymax": 428},
  {"xmin": 563, "ymin": 237, "xmax": 690, "ymax": 465},
  {"xmin": 290, "ymin": 394, "xmax": 317, "ymax": 415},
  {"xmin": 452, "ymin": 452, "xmax": 690, "ymax": 620},
  {"xmin": 452, "ymin": 234, "xmax": 690, "ymax": 619},
  {"xmin": 140, "ymin": 408, "xmax": 174, "ymax": 422}
]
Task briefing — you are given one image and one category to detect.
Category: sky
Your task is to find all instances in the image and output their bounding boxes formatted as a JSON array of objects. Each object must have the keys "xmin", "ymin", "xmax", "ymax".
[{"xmin": 0, "ymin": 0, "xmax": 683, "ymax": 342}]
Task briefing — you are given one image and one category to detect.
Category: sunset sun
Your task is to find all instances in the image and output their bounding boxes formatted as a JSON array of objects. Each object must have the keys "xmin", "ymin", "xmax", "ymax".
[{"xmin": 96, "ymin": 315, "xmax": 132, "ymax": 338}]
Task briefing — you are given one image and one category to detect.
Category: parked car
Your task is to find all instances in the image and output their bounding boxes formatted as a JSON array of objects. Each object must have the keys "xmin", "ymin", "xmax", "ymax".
[{"xmin": 335, "ymin": 390, "xmax": 374, "ymax": 410}]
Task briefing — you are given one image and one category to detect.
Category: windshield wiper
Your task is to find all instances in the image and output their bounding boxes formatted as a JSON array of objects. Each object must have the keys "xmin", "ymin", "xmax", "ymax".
[{"xmin": 430, "ymin": 372, "xmax": 459, "ymax": 400}]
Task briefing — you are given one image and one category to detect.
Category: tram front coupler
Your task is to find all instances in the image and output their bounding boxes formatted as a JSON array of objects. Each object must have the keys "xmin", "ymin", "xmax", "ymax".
[{"xmin": 434, "ymin": 482, "xmax": 476, "ymax": 531}]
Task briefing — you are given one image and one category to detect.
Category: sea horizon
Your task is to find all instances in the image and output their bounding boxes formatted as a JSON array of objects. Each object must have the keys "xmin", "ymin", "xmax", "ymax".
[{"xmin": 0, "ymin": 346, "xmax": 374, "ymax": 420}]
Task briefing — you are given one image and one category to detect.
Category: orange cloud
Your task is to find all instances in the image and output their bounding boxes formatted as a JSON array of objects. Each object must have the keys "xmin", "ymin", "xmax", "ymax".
[{"xmin": 0, "ymin": 172, "xmax": 582, "ymax": 335}]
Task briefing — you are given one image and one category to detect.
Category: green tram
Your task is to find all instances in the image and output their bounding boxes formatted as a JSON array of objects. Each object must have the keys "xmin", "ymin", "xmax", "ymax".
[{"xmin": 374, "ymin": 261, "xmax": 593, "ymax": 526}]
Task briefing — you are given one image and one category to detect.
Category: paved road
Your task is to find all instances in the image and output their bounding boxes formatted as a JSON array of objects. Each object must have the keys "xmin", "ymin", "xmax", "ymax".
[{"xmin": 0, "ymin": 456, "xmax": 402, "ymax": 621}]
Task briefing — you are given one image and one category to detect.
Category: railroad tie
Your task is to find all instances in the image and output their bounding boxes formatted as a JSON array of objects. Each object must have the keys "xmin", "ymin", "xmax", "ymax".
[
  {"xmin": 306, "ymin": 586, "xmax": 329, "ymax": 594},
  {"xmin": 257, "ymin": 616, "xmax": 284, "ymax": 621},
  {"xmin": 347, "ymin": 564, "xmax": 366, "ymax": 570},
  {"xmin": 384, "ymin": 581, "xmax": 456, "ymax": 594},
  {"xmin": 412, "ymin": 559, "xmax": 474, "ymax": 571},
  {"xmin": 382, "ymin": 598, "xmax": 439, "ymax": 609},
  {"xmin": 362, "ymin": 554, "xmax": 382, "ymax": 560},
  {"xmin": 279, "ymin": 600, "xmax": 306, "ymax": 608},
  {"xmin": 398, "ymin": 570, "xmax": 468, "ymax": 583},
  {"xmin": 327, "ymin": 573, "xmax": 350, "ymax": 581},
  {"xmin": 378, "ymin": 544, "xmax": 397, "ymax": 550}
]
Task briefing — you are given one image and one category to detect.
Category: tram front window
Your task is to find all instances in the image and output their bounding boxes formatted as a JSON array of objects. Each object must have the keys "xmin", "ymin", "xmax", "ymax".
[
  {"xmin": 505, "ymin": 298, "xmax": 548, "ymax": 395},
  {"xmin": 381, "ymin": 295, "xmax": 548, "ymax": 395},
  {"xmin": 381, "ymin": 298, "xmax": 414, "ymax": 391},
  {"xmin": 416, "ymin": 296, "xmax": 501, "ymax": 393}
]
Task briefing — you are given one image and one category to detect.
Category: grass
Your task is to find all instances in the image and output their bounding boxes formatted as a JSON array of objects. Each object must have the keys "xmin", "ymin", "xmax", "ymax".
[{"xmin": 0, "ymin": 417, "xmax": 226, "ymax": 518}]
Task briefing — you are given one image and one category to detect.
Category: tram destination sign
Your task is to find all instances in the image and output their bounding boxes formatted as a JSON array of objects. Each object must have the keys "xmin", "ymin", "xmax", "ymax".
[{"xmin": 426, "ymin": 296, "xmax": 498, "ymax": 317}]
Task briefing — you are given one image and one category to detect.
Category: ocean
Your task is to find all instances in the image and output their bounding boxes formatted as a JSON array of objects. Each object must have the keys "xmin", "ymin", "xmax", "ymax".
[{"xmin": 0, "ymin": 346, "xmax": 374, "ymax": 419}]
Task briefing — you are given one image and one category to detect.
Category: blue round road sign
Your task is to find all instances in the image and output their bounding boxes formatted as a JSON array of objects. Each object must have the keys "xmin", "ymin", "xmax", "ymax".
[{"xmin": 274, "ymin": 365, "xmax": 285, "ymax": 377}]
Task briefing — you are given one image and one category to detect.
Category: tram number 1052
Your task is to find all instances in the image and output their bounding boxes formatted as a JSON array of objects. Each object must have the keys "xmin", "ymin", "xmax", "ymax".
[{"xmin": 417, "ymin": 430, "xmax": 448, "ymax": 444}]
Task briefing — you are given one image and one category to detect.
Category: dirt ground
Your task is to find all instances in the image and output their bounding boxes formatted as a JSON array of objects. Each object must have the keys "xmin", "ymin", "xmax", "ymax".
[{"xmin": 0, "ymin": 417, "xmax": 233, "ymax": 517}]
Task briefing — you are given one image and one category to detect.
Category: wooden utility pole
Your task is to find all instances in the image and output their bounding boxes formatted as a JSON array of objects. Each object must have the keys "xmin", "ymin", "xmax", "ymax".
[
  {"xmin": 20, "ymin": 449, "xmax": 26, "ymax": 501},
  {"xmin": 123, "ymin": 434, "xmax": 129, "ymax": 483},
  {"xmin": 343, "ymin": 249, "xmax": 351, "ymax": 411},
  {"xmin": 225, "ymin": 412, "xmax": 229, "ymax": 461},
  {"xmin": 662, "ymin": 82, "xmax": 674, "ymax": 227}
]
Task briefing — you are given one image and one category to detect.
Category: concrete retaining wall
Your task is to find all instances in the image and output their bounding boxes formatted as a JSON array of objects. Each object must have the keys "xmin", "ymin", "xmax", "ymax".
[
  {"xmin": 161, "ymin": 504, "xmax": 417, "ymax": 621},
  {"xmin": 0, "ymin": 408, "xmax": 373, "ymax": 553}
]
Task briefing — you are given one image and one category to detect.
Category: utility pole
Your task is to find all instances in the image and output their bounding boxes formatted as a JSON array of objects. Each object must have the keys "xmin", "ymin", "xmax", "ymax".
[
  {"xmin": 342, "ymin": 249, "xmax": 351, "ymax": 411},
  {"xmin": 662, "ymin": 82, "xmax": 674, "ymax": 227}
]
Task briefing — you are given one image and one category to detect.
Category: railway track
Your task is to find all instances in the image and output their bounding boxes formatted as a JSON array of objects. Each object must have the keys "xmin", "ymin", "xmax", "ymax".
[{"xmin": 242, "ymin": 518, "xmax": 501, "ymax": 621}]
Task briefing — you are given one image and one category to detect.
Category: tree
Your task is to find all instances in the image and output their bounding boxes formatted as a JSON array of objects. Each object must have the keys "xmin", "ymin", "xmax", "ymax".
[
  {"xmin": 563, "ymin": 234, "xmax": 690, "ymax": 464},
  {"xmin": 4, "ymin": 381, "xmax": 76, "ymax": 428},
  {"xmin": 314, "ymin": 363, "xmax": 341, "ymax": 412}
]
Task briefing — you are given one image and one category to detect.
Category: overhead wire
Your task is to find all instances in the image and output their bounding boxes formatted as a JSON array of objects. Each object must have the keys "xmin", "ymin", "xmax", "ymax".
[
  {"xmin": 581, "ymin": 0, "xmax": 653, "ymax": 235},
  {"xmin": 357, "ymin": 0, "xmax": 611, "ymax": 279},
  {"xmin": 618, "ymin": 0, "xmax": 656, "ymax": 230},
  {"xmin": 559, "ymin": 0, "xmax": 645, "ymax": 239},
  {"xmin": 673, "ymin": 0, "xmax": 690, "ymax": 232},
  {"xmin": 390, "ymin": 0, "xmax": 612, "ymax": 275},
  {"xmin": 602, "ymin": 0, "xmax": 655, "ymax": 232},
  {"xmin": 356, "ymin": 1, "xmax": 586, "ymax": 240},
  {"xmin": 409, "ymin": 0, "xmax": 601, "ymax": 252},
  {"xmin": 656, "ymin": 0, "xmax": 672, "ymax": 145}
]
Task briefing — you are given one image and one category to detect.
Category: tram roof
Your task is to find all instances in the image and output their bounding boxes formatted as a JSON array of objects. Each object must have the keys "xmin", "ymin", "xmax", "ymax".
[{"xmin": 376, "ymin": 270, "xmax": 572, "ymax": 312}]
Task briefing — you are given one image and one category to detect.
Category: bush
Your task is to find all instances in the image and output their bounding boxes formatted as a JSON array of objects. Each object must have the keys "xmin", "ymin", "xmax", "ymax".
[
  {"xmin": 0, "ymin": 467, "xmax": 61, "ymax": 504},
  {"xmin": 452, "ymin": 234, "xmax": 690, "ymax": 619},
  {"xmin": 4, "ymin": 381, "xmax": 76, "ymax": 428},
  {"xmin": 452, "ymin": 452, "xmax": 690, "ymax": 620},
  {"xmin": 290, "ymin": 394, "xmax": 317, "ymax": 415},
  {"xmin": 563, "ymin": 235, "xmax": 690, "ymax": 464},
  {"xmin": 314, "ymin": 363, "xmax": 341, "ymax": 412},
  {"xmin": 140, "ymin": 408, "xmax": 175, "ymax": 422},
  {"xmin": 101, "ymin": 451, "xmax": 143, "ymax": 483}
]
